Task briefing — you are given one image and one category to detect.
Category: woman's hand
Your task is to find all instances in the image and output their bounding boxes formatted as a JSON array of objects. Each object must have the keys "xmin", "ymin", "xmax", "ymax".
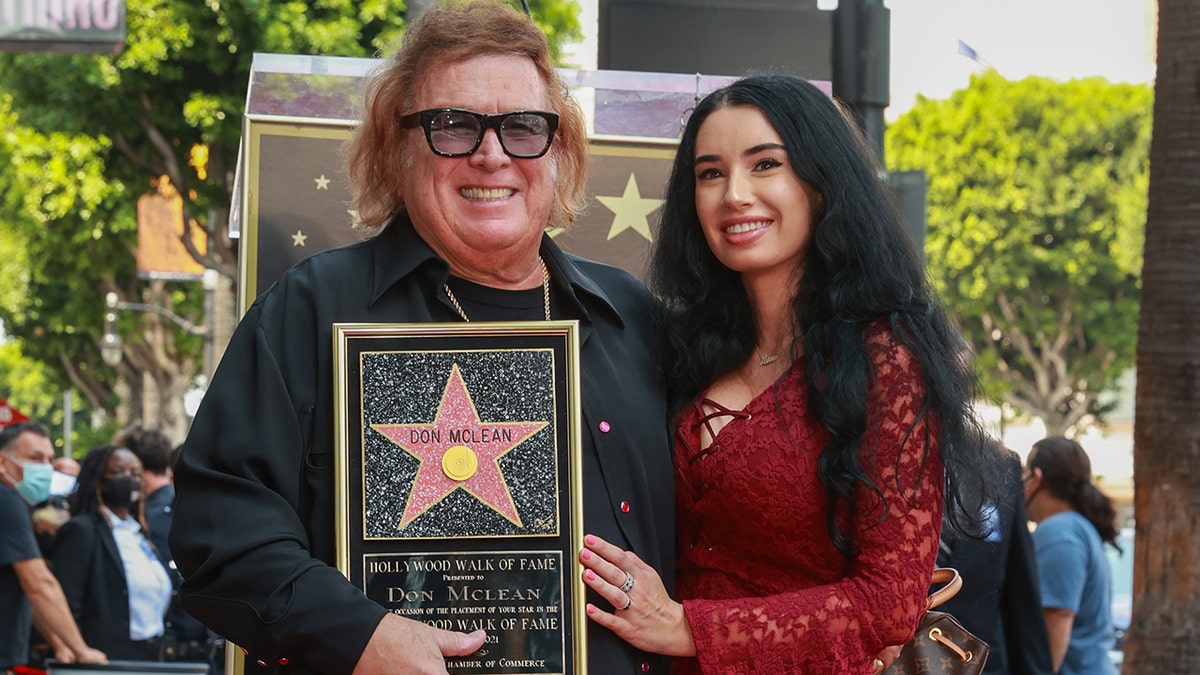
[
  {"xmin": 579, "ymin": 534, "xmax": 697, "ymax": 657},
  {"xmin": 52, "ymin": 643, "xmax": 77, "ymax": 664}
]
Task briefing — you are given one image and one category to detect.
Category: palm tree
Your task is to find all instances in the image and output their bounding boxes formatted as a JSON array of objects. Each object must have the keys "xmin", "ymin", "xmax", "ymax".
[{"xmin": 1124, "ymin": 0, "xmax": 1200, "ymax": 671}]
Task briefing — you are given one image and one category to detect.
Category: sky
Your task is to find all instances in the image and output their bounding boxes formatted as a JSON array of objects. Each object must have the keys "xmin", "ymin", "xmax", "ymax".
[
  {"xmin": 885, "ymin": 0, "xmax": 1156, "ymax": 119},
  {"xmin": 566, "ymin": 0, "xmax": 1157, "ymax": 120}
]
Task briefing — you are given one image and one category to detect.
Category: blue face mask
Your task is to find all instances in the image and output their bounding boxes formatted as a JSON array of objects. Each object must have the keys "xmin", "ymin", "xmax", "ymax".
[{"xmin": 5, "ymin": 454, "xmax": 54, "ymax": 505}]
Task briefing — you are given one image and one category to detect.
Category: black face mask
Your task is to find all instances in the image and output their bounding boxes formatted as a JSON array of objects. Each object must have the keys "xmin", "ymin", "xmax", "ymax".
[{"xmin": 100, "ymin": 475, "xmax": 141, "ymax": 509}]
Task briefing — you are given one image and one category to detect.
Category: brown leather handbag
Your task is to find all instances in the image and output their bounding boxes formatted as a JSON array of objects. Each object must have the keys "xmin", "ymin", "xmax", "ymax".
[{"xmin": 882, "ymin": 568, "xmax": 990, "ymax": 674}]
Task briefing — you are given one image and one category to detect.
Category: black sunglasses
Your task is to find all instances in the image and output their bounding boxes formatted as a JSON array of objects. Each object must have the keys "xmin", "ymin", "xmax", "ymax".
[{"xmin": 399, "ymin": 108, "xmax": 560, "ymax": 159}]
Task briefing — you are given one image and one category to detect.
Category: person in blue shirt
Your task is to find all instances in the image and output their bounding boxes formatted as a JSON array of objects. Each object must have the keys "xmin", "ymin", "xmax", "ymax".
[{"xmin": 1024, "ymin": 436, "xmax": 1119, "ymax": 675}]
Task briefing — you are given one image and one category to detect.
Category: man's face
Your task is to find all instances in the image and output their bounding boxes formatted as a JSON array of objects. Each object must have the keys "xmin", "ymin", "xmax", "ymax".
[
  {"xmin": 399, "ymin": 54, "xmax": 556, "ymax": 283},
  {"xmin": 1, "ymin": 431, "xmax": 54, "ymax": 484}
]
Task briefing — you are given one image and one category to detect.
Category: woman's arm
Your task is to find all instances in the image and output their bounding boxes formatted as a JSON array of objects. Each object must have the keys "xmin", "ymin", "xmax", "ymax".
[{"xmin": 1044, "ymin": 607, "xmax": 1075, "ymax": 671}]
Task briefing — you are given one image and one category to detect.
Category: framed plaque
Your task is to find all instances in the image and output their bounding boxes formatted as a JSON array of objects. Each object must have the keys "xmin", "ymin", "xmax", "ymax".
[{"xmin": 333, "ymin": 322, "xmax": 585, "ymax": 675}]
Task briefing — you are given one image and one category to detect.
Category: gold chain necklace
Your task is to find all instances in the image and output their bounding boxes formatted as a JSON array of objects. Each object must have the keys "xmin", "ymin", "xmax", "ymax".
[{"xmin": 443, "ymin": 257, "xmax": 551, "ymax": 322}]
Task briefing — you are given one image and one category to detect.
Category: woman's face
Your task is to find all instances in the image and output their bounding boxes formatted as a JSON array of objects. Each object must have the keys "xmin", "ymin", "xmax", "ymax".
[
  {"xmin": 101, "ymin": 449, "xmax": 143, "ymax": 505},
  {"xmin": 692, "ymin": 105, "xmax": 822, "ymax": 284},
  {"xmin": 399, "ymin": 54, "xmax": 556, "ymax": 282},
  {"xmin": 103, "ymin": 448, "xmax": 141, "ymax": 480}
]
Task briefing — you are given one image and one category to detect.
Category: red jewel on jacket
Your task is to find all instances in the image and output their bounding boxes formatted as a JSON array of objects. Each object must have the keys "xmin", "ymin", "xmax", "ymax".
[{"xmin": 621, "ymin": 501, "xmax": 630, "ymax": 513}]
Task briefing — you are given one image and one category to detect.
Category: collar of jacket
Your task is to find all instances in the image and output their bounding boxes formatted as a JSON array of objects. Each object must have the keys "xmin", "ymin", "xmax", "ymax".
[{"xmin": 367, "ymin": 212, "xmax": 625, "ymax": 329}]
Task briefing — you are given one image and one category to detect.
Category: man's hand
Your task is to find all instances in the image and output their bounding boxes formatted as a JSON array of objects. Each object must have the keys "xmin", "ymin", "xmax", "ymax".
[
  {"xmin": 74, "ymin": 646, "xmax": 108, "ymax": 664},
  {"xmin": 352, "ymin": 614, "xmax": 486, "ymax": 675}
]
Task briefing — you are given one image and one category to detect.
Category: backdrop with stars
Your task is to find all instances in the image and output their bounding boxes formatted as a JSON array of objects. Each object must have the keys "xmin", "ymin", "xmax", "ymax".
[{"xmin": 239, "ymin": 120, "xmax": 674, "ymax": 314}]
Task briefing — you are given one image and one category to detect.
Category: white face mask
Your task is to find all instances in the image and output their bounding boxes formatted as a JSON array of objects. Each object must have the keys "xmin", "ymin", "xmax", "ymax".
[
  {"xmin": 50, "ymin": 470, "xmax": 77, "ymax": 497},
  {"xmin": 4, "ymin": 453, "xmax": 54, "ymax": 505}
]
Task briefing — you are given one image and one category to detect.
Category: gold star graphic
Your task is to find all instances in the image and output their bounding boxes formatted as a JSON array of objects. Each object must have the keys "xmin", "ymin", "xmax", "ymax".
[
  {"xmin": 595, "ymin": 173, "xmax": 663, "ymax": 242},
  {"xmin": 314, "ymin": 174, "xmax": 330, "ymax": 190},
  {"xmin": 291, "ymin": 230, "xmax": 308, "ymax": 247}
]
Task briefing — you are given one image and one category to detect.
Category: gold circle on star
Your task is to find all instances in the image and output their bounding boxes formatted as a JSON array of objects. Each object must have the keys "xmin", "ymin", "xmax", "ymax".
[{"xmin": 442, "ymin": 445, "xmax": 479, "ymax": 481}]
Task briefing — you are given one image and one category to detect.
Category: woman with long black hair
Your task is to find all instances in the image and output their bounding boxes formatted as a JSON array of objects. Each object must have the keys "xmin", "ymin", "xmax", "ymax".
[
  {"xmin": 51, "ymin": 444, "xmax": 172, "ymax": 661},
  {"xmin": 1024, "ymin": 436, "xmax": 1119, "ymax": 674},
  {"xmin": 578, "ymin": 74, "xmax": 999, "ymax": 673}
]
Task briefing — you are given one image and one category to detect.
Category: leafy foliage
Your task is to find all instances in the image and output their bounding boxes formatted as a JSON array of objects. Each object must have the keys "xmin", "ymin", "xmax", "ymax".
[
  {"xmin": 887, "ymin": 72, "xmax": 1151, "ymax": 434},
  {"xmin": 0, "ymin": 340, "xmax": 119, "ymax": 456},
  {"xmin": 0, "ymin": 0, "xmax": 581, "ymax": 436},
  {"xmin": 0, "ymin": 93, "xmax": 137, "ymax": 408}
]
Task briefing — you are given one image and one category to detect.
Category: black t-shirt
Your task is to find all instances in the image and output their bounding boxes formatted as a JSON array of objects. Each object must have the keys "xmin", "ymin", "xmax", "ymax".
[
  {"xmin": 443, "ymin": 275, "xmax": 546, "ymax": 322},
  {"xmin": 1, "ymin": 485, "xmax": 41, "ymax": 668}
]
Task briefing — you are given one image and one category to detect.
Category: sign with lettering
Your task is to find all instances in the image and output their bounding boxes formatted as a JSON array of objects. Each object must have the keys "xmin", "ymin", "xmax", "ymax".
[
  {"xmin": 334, "ymin": 322, "xmax": 585, "ymax": 675},
  {"xmin": 0, "ymin": 0, "xmax": 125, "ymax": 54}
]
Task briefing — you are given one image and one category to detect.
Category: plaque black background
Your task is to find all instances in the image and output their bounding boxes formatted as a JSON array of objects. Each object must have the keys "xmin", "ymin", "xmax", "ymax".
[{"xmin": 337, "ymin": 326, "xmax": 582, "ymax": 675}]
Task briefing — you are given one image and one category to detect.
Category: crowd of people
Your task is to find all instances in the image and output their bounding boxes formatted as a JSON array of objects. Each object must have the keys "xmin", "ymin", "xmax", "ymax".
[
  {"xmin": 1, "ymin": 422, "xmax": 223, "ymax": 673},
  {"xmin": 2, "ymin": 2, "xmax": 1126, "ymax": 674}
]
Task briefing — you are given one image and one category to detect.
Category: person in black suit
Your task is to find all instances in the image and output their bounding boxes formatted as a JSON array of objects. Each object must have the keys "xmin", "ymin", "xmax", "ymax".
[
  {"xmin": 937, "ymin": 441, "xmax": 1053, "ymax": 674},
  {"xmin": 169, "ymin": 2, "xmax": 674, "ymax": 674},
  {"xmin": 113, "ymin": 428, "xmax": 174, "ymax": 570},
  {"xmin": 116, "ymin": 426, "xmax": 214, "ymax": 665},
  {"xmin": 51, "ymin": 444, "xmax": 173, "ymax": 661}
]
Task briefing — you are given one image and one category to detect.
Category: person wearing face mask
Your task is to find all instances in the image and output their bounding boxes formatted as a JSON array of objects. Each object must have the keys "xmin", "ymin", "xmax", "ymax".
[
  {"xmin": 0, "ymin": 422, "xmax": 107, "ymax": 671},
  {"xmin": 31, "ymin": 456, "xmax": 81, "ymax": 557},
  {"xmin": 50, "ymin": 444, "xmax": 173, "ymax": 661}
]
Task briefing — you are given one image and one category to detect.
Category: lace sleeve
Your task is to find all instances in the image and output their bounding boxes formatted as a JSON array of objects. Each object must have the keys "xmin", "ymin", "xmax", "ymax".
[{"xmin": 682, "ymin": 331, "xmax": 944, "ymax": 674}]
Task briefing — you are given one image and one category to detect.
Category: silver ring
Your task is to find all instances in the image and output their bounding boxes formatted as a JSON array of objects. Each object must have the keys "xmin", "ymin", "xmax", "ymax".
[
  {"xmin": 619, "ymin": 571, "xmax": 635, "ymax": 593},
  {"xmin": 619, "ymin": 596, "xmax": 632, "ymax": 611}
]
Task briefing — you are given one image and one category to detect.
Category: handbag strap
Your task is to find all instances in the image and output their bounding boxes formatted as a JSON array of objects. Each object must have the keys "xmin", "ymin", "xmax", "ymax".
[{"xmin": 925, "ymin": 567, "xmax": 962, "ymax": 610}]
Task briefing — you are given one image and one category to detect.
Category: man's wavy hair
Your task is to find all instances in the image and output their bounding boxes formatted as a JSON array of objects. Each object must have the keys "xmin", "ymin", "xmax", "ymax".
[{"xmin": 345, "ymin": 0, "xmax": 589, "ymax": 234}]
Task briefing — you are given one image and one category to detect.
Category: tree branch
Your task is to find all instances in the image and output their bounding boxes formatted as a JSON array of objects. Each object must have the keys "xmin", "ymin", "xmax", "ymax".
[
  {"xmin": 997, "ymin": 292, "xmax": 1051, "ymax": 396},
  {"xmin": 111, "ymin": 131, "xmax": 167, "ymax": 176},
  {"xmin": 56, "ymin": 348, "xmax": 109, "ymax": 412}
]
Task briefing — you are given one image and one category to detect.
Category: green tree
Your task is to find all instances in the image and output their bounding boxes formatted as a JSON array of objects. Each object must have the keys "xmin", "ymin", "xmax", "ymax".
[
  {"xmin": 0, "ymin": 0, "xmax": 581, "ymax": 442},
  {"xmin": 0, "ymin": 92, "xmax": 139, "ymax": 434},
  {"xmin": 887, "ymin": 72, "xmax": 1151, "ymax": 435},
  {"xmin": 0, "ymin": 339, "xmax": 117, "ymax": 457}
]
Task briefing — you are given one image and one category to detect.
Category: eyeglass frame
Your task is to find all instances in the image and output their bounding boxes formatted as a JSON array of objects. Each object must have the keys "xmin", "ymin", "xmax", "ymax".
[{"xmin": 399, "ymin": 108, "xmax": 560, "ymax": 159}]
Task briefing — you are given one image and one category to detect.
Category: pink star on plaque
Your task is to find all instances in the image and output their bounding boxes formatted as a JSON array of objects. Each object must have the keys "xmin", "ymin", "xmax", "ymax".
[{"xmin": 372, "ymin": 363, "xmax": 549, "ymax": 529}]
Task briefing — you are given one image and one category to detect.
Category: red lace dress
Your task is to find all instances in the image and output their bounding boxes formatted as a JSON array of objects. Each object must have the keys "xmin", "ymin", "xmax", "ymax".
[{"xmin": 672, "ymin": 328, "xmax": 944, "ymax": 674}]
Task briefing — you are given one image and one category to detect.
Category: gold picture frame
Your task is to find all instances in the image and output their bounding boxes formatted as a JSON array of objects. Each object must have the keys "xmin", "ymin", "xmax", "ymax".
[{"xmin": 333, "ymin": 321, "xmax": 586, "ymax": 675}]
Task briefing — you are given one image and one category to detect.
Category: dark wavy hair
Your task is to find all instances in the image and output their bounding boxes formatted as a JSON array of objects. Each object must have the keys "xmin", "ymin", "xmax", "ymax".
[
  {"xmin": 1029, "ymin": 436, "xmax": 1121, "ymax": 551},
  {"xmin": 650, "ymin": 74, "xmax": 995, "ymax": 556},
  {"xmin": 70, "ymin": 444, "xmax": 149, "ymax": 536}
]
